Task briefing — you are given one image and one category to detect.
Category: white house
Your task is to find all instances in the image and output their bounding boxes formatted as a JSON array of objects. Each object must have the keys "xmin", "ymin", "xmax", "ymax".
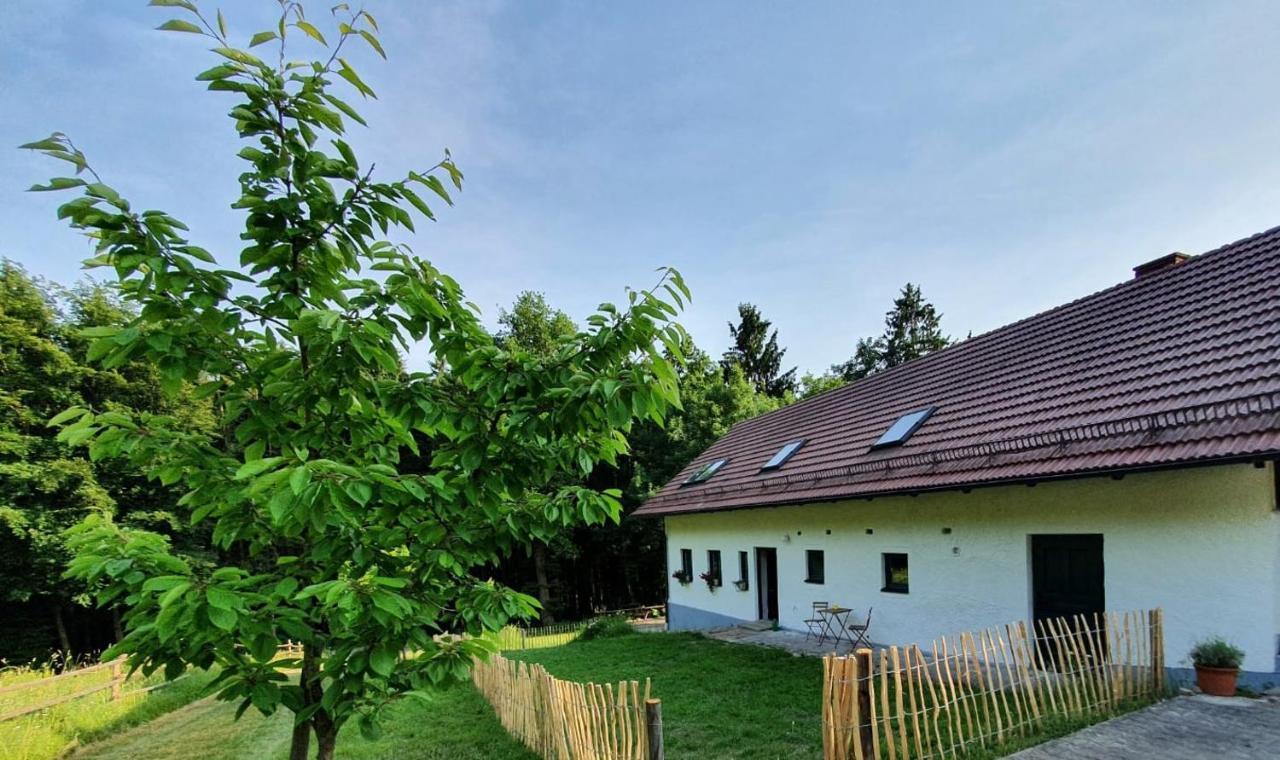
[{"xmin": 633, "ymin": 228, "xmax": 1280, "ymax": 688}]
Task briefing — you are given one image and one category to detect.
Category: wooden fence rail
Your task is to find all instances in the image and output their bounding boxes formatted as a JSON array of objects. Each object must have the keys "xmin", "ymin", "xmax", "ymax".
[
  {"xmin": 472, "ymin": 653, "xmax": 660, "ymax": 760},
  {"xmin": 822, "ymin": 608, "xmax": 1165, "ymax": 760},
  {"xmin": 0, "ymin": 659, "xmax": 129, "ymax": 723}
]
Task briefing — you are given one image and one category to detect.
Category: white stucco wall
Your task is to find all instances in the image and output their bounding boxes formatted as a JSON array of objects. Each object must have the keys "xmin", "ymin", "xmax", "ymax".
[{"xmin": 664, "ymin": 462, "xmax": 1279, "ymax": 675}]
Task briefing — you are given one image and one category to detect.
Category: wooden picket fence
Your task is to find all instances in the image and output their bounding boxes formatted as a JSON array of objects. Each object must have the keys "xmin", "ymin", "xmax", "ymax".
[
  {"xmin": 822, "ymin": 608, "xmax": 1165, "ymax": 760},
  {"xmin": 472, "ymin": 653, "xmax": 662, "ymax": 760}
]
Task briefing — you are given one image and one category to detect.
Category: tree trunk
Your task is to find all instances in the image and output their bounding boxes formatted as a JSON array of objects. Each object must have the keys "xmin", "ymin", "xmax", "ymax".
[
  {"xmin": 52, "ymin": 603, "xmax": 72, "ymax": 657},
  {"xmin": 288, "ymin": 720, "xmax": 311, "ymax": 760},
  {"xmin": 111, "ymin": 608, "xmax": 124, "ymax": 642},
  {"xmin": 314, "ymin": 723, "xmax": 338, "ymax": 760},
  {"xmin": 533, "ymin": 544, "xmax": 555, "ymax": 623},
  {"xmin": 288, "ymin": 644, "xmax": 323, "ymax": 760}
]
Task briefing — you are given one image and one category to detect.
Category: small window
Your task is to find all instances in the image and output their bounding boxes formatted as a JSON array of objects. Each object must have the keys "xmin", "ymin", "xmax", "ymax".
[
  {"xmin": 679, "ymin": 548, "xmax": 693, "ymax": 580},
  {"xmin": 883, "ymin": 553, "xmax": 909, "ymax": 593},
  {"xmin": 805, "ymin": 550, "xmax": 825, "ymax": 584},
  {"xmin": 761, "ymin": 439, "xmax": 806, "ymax": 470},
  {"xmin": 738, "ymin": 551, "xmax": 749, "ymax": 589},
  {"xmin": 871, "ymin": 407, "xmax": 935, "ymax": 450},
  {"xmin": 684, "ymin": 458, "xmax": 729, "ymax": 485},
  {"xmin": 706, "ymin": 550, "xmax": 722, "ymax": 587}
]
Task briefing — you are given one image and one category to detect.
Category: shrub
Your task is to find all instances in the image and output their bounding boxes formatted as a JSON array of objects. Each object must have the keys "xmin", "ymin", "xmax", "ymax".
[
  {"xmin": 1190, "ymin": 637, "xmax": 1245, "ymax": 669},
  {"xmin": 578, "ymin": 616, "xmax": 634, "ymax": 641}
]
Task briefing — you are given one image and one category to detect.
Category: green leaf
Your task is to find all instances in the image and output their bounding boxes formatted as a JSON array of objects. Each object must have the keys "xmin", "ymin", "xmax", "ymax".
[
  {"xmin": 369, "ymin": 641, "xmax": 398, "ymax": 676},
  {"xmin": 142, "ymin": 575, "xmax": 190, "ymax": 593},
  {"xmin": 295, "ymin": 20, "xmax": 327, "ymax": 46},
  {"xmin": 207, "ymin": 605, "xmax": 237, "ymax": 631},
  {"xmin": 337, "ymin": 59, "xmax": 375, "ymax": 98},
  {"xmin": 157, "ymin": 19, "xmax": 204, "ymax": 34},
  {"xmin": 19, "ymin": 137, "xmax": 66, "ymax": 151},
  {"xmin": 399, "ymin": 187, "xmax": 435, "ymax": 221},
  {"xmin": 47, "ymin": 407, "xmax": 88, "ymax": 426},
  {"xmin": 290, "ymin": 466, "xmax": 312, "ymax": 495},
  {"xmin": 249, "ymin": 31, "xmax": 278, "ymax": 47},
  {"xmin": 29, "ymin": 177, "xmax": 85, "ymax": 192},
  {"xmin": 250, "ymin": 633, "xmax": 277, "ymax": 661},
  {"xmin": 344, "ymin": 481, "xmax": 373, "ymax": 506},
  {"xmin": 358, "ymin": 30, "xmax": 385, "ymax": 59},
  {"xmin": 206, "ymin": 586, "xmax": 237, "ymax": 610},
  {"xmin": 235, "ymin": 456, "xmax": 283, "ymax": 480},
  {"xmin": 322, "ymin": 94, "xmax": 367, "ymax": 127}
]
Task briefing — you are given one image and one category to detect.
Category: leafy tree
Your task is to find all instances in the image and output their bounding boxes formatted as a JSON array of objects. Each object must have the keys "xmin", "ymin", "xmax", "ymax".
[
  {"xmin": 493, "ymin": 291, "xmax": 578, "ymax": 621},
  {"xmin": 796, "ymin": 370, "xmax": 846, "ymax": 400},
  {"xmin": 722, "ymin": 303, "xmax": 796, "ymax": 397},
  {"xmin": 24, "ymin": 4, "xmax": 688, "ymax": 759},
  {"xmin": 833, "ymin": 283, "xmax": 949, "ymax": 381},
  {"xmin": 495, "ymin": 291, "xmax": 577, "ymax": 357},
  {"xmin": 0, "ymin": 265, "xmax": 213, "ymax": 659},
  {"xmin": 0, "ymin": 263, "xmax": 111, "ymax": 654}
]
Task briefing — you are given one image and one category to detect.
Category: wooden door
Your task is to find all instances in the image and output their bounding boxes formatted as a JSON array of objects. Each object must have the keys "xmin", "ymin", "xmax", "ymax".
[
  {"xmin": 755, "ymin": 547, "xmax": 778, "ymax": 621},
  {"xmin": 1031, "ymin": 534, "xmax": 1105, "ymax": 668}
]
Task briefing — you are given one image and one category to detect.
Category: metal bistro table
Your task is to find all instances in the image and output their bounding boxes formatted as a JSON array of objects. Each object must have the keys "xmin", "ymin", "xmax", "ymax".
[{"xmin": 819, "ymin": 605, "xmax": 855, "ymax": 648}]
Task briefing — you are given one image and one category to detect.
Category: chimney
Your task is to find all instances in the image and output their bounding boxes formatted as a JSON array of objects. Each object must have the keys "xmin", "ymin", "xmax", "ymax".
[{"xmin": 1133, "ymin": 251, "xmax": 1191, "ymax": 279}]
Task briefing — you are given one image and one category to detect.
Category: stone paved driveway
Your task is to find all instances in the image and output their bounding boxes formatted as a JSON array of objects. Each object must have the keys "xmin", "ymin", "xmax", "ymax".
[
  {"xmin": 1010, "ymin": 695, "xmax": 1280, "ymax": 759},
  {"xmin": 704, "ymin": 621, "xmax": 884, "ymax": 657}
]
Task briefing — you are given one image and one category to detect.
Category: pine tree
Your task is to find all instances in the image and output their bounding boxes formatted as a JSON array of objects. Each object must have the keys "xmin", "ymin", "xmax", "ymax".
[
  {"xmin": 722, "ymin": 303, "xmax": 796, "ymax": 397},
  {"xmin": 833, "ymin": 283, "xmax": 949, "ymax": 381}
]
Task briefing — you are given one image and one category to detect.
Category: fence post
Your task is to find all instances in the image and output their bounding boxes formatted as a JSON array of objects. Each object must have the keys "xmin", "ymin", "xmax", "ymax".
[
  {"xmin": 646, "ymin": 698, "xmax": 664, "ymax": 760},
  {"xmin": 1149, "ymin": 608, "xmax": 1164, "ymax": 694},
  {"xmin": 855, "ymin": 648, "xmax": 875, "ymax": 759},
  {"xmin": 110, "ymin": 659, "xmax": 124, "ymax": 701}
]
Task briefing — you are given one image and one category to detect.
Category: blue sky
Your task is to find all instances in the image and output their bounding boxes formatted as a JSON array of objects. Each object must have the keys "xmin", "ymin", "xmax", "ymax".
[{"xmin": 4, "ymin": 1, "xmax": 1280, "ymax": 375}]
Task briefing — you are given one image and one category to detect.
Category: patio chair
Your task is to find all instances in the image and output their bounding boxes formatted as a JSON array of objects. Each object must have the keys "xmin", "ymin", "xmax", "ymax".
[
  {"xmin": 846, "ymin": 607, "xmax": 873, "ymax": 649},
  {"xmin": 804, "ymin": 601, "xmax": 830, "ymax": 642}
]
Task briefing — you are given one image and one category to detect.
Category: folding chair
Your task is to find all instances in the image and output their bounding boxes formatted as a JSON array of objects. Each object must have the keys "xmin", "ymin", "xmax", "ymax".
[
  {"xmin": 847, "ymin": 607, "xmax": 873, "ymax": 649},
  {"xmin": 804, "ymin": 601, "xmax": 830, "ymax": 642}
]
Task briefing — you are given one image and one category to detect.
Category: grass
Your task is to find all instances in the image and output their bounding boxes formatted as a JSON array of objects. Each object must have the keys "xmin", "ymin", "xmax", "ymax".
[
  {"xmin": 512, "ymin": 632, "xmax": 825, "ymax": 759},
  {"xmin": 72, "ymin": 681, "xmax": 535, "ymax": 760},
  {"xmin": 48, "ymin": 631, "xmax": 1160, "ymax": 759},
  {"xmin": 0, "ymin": 663, "xmax": 219, "ymax": 760},
  {"xmin": 495, "ymin": 622, "xmax": 586, "ymax": 652}
]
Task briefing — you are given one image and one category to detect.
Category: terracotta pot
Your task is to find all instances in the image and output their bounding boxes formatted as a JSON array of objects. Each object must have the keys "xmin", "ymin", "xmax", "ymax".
[{"xmin": 1194, "ymin": 665, "xmax": 1239, "ymax": 696}]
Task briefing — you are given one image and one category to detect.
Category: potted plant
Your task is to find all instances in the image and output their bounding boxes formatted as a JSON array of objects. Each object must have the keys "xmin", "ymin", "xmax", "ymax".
[
  {"xmin": 698, "ymin": 570, "xmax": 720, "ymax": 591},
  {"xmin": 1190, "ymin": 637, "xmax": 1245, "ymax": 696},
  {"xmin": 671, "ymin": 569, "xmax": 692, "ymax": 585}
]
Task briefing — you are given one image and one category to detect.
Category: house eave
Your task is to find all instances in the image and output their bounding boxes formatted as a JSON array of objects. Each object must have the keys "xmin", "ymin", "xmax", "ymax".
[{"xmin": 633, "ymin": 451, "xmax": 1280, "ymax": 520}]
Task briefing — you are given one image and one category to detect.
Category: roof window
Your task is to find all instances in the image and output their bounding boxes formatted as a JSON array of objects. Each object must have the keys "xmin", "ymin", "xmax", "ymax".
[
  {"xmin": 871, "ymin": 407, "xmax": 935, "ymax": 450},
  {"xmin": 761, "ymin": 439, "xmax": 805, "ymax": 470},
  {"xmin": 683, "ymin": 458, "xmax": 728, "ymax": 485}
]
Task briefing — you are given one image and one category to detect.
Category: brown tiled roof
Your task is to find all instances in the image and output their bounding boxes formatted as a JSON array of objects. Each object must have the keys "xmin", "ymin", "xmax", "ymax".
[{"xmin": 634, "ymin": 226, "xmax": 1280, "ymax": 517}]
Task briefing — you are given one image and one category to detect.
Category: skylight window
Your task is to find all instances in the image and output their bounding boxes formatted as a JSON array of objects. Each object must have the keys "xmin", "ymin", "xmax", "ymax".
[
  {"xmin": 761, "ymin": 439, "xmax": 805, "ymax": 470},
  {"xmin": 683, "ymin": 458, "xmax": 728, "ymax": 485},
  {"xmin": 871, "ymin": 407, "xmax": 935, "ymax": 450}
]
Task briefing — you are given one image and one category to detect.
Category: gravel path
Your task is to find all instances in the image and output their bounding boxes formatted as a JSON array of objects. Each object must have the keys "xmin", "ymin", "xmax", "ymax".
[{"xmin": 1010, "ymin": 695, "xmax": 1280, "ymax": 759}]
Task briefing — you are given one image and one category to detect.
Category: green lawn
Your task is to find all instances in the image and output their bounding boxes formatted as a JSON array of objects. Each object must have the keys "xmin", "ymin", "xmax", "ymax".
[
  {"xmin": 512, "ymin": 632, "xmax": 824, "ymax": 759},
  {"xmin": 61, "ymin": 631, "xmax": 1148, "ymax": 759},
  {"xmin": 67, "ymin": 632, "xmax": 819, "ymax": 759},
  {"xmin": 2, "ymin": 666, "xmax": 218, "ymax": 760},
  {"xmin": 72, "ymin": 682, "xmax": 535, "ymax": 760}
]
